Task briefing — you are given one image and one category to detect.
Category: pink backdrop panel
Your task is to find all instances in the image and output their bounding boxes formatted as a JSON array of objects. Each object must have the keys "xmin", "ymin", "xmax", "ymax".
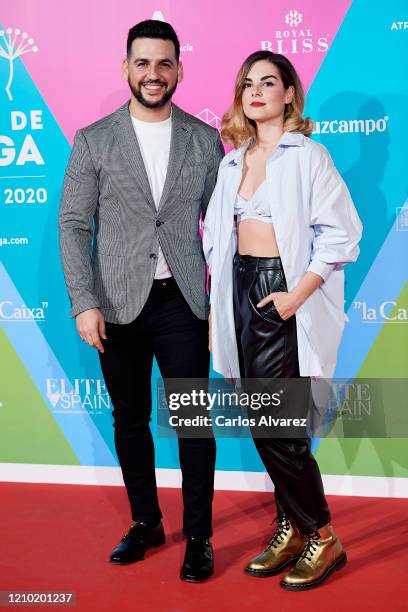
[{"xmin": 2, "ymin": 0, "xmax": 351, "ymax": 141}]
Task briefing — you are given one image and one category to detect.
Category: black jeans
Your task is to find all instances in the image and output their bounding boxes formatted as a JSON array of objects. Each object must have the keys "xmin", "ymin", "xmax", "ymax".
[
  {"xmin": 233, "ymin": 253, "xmax": 331, "ymax": 535},
  {"xmin": 99, "ymin": 277, "xmax": 216, "ymax": 538}
]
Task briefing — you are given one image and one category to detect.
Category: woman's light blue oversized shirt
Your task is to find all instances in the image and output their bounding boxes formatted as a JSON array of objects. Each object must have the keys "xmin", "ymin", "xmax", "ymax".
[{"xmin": 202, "ymin": 132, "xmax": 363, "ymax": 379}]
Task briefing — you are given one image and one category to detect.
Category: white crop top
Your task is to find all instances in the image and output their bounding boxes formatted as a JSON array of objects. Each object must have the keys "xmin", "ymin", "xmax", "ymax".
[{"xmin": 234, "ymin": 181, "xmax": 273, "ymax": 224}]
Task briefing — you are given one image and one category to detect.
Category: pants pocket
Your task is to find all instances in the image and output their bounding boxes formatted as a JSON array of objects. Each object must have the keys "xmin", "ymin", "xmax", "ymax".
[{"xmin": 248, "ymin": 269, "xmax": 286, "ymax": 323}]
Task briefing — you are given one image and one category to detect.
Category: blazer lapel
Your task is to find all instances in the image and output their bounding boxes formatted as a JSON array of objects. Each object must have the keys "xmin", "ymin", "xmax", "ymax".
[
  {"xmin": 158, "ymin": 103, "xmax": 192, "ymax": 212},
  {"xmin": 111, "ymin": 101, "xmax": 156, "ymax": 211}
]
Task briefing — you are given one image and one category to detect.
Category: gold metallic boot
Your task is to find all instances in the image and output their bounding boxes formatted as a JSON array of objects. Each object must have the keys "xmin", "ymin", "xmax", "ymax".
[
  {"xmin": 245, "ymin": 516, "xmax": 304, "ymax": 577},
  {"xmin": 280, "ymin": 524, "xmax": 347, "ymax": 590}
]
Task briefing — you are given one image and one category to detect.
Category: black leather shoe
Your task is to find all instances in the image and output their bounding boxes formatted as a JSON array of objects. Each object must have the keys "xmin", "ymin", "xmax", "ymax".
[
  {"xmin": 109, "ymin": 521, "xmax": 165, "ymax": 564},
  {"xmin": 180, "ymin": 537, "xmax": 214, "ymax": 582}
]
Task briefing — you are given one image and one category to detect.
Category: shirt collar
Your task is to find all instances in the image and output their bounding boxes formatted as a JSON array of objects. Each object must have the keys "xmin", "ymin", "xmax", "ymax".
[
  {"xmin": 228, "ymin": 131, "xmax": 305, "ymax": 166},
  {"xmin": 278, "ymin": 131, "xmax": 305, "ymax": 147}
]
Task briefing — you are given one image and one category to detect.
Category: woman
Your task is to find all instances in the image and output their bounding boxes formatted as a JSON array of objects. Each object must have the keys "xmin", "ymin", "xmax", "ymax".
[{"xmin": 202, "ymin": 50, "xmax": 362, "ymax": 590}]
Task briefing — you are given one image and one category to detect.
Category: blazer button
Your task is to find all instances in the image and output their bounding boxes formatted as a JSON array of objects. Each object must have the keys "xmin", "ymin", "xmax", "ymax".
[
  {"xmin": 150, "ymin": 253, "xmax": 157, "ymax": 259},
  {"xmin": 156, "ymin": 220, "xmax": 162, "ymax": 227}
]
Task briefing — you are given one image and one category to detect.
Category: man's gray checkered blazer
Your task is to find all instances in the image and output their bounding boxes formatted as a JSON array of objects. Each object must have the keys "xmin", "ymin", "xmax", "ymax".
[{"xmin": 58, "ymin": 100, "xmax": 224, "ymax": 323}]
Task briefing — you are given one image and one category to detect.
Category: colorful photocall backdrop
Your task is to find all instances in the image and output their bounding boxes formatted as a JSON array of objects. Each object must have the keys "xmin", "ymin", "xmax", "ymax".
[{"xmin": 0, "ymin": 0, "xmax": 407, "ymax": 496}]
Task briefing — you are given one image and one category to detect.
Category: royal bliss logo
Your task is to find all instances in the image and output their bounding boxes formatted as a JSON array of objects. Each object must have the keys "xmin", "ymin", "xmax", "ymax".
[{"xmin": 261, "ymin": 8, "xmax": 329, "ymax": 54}]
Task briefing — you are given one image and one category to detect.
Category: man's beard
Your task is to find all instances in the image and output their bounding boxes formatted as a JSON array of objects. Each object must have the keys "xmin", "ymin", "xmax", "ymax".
[{"xmin": 128, "ymin": 78, "xmax": 178, "ymax": 109}]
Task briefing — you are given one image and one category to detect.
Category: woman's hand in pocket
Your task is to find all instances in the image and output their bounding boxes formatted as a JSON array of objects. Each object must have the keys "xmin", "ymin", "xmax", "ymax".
[{"xmin": 257, "ymin": 291, "xmax": 301, "ymax": 321}]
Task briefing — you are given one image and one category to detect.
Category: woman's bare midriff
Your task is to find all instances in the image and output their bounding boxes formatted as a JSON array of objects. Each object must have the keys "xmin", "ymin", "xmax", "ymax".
[{"xmin": 237, "ymin": 219, "xmax": 280, "ymax": 257}]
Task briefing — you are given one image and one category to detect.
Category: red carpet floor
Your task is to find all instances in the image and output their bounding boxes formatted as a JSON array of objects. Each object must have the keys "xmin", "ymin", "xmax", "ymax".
[{"xmin": 1, "ymin": 482, "xmax": 407, "ymax": 611}]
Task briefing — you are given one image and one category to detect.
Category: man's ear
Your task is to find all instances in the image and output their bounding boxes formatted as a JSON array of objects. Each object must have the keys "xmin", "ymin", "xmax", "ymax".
[
  {"xmin": 122, "ymin": 58, "xmax": 129, "ymax": 81},
  {"xmin": 177, "ymin": 61, "xmax": 184, "ymax": 84}
]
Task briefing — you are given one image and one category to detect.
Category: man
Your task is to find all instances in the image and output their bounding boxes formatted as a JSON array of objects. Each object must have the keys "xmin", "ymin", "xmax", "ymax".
[{"xmin": 59, "ymin": 19, "xmax": 224, "ymax": 582}]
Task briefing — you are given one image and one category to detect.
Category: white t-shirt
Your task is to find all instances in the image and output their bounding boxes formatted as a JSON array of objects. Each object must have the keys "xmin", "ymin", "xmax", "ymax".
[{"xmin": 131, "ymin": 114, "xmax": 172, "ymax": 279}]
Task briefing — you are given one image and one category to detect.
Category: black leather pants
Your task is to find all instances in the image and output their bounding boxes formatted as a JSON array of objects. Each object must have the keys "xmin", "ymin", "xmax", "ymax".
[{"xmin": 233, "ymin": 253, "xmax": 331, "ymax": 534}]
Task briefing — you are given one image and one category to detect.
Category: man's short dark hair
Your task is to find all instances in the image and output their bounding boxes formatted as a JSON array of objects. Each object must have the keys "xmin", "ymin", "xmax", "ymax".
[{"xmin": 127, "ymin": 20, "xmax": 180, "ymax": 62}]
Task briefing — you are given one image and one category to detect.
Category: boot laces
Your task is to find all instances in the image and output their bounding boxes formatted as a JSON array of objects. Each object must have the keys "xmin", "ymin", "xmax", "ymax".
[
  {"xmin": 300, "ymin": 530, "xmax": 320, "ymax": 561},
  {"xmin": 267, "ymin": 516, "xmax": 291, "ymax": 550}
]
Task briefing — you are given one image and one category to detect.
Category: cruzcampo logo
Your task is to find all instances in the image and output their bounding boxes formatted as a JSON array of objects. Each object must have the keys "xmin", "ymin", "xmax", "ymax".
[{"xmin": 0, "ymin": 27, "xmax": 38, "ymax": 101}]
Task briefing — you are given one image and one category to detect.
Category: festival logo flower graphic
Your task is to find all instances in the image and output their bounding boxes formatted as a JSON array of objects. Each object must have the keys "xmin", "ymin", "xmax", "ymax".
[{"xmin": 0, "ymin": 27, "xmax": 38, "ymax": 101}]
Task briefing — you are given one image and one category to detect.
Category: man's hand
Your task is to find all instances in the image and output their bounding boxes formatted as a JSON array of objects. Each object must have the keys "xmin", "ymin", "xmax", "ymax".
[{"xmin": 76, "ymin": 308, "xmax": 107, "ymax": 353}]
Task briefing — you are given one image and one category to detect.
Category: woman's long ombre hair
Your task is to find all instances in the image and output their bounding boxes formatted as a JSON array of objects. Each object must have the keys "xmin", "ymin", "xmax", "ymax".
[{"xmin": 221, "ymin": 51, "xmax": 313, "ymax": 148}]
